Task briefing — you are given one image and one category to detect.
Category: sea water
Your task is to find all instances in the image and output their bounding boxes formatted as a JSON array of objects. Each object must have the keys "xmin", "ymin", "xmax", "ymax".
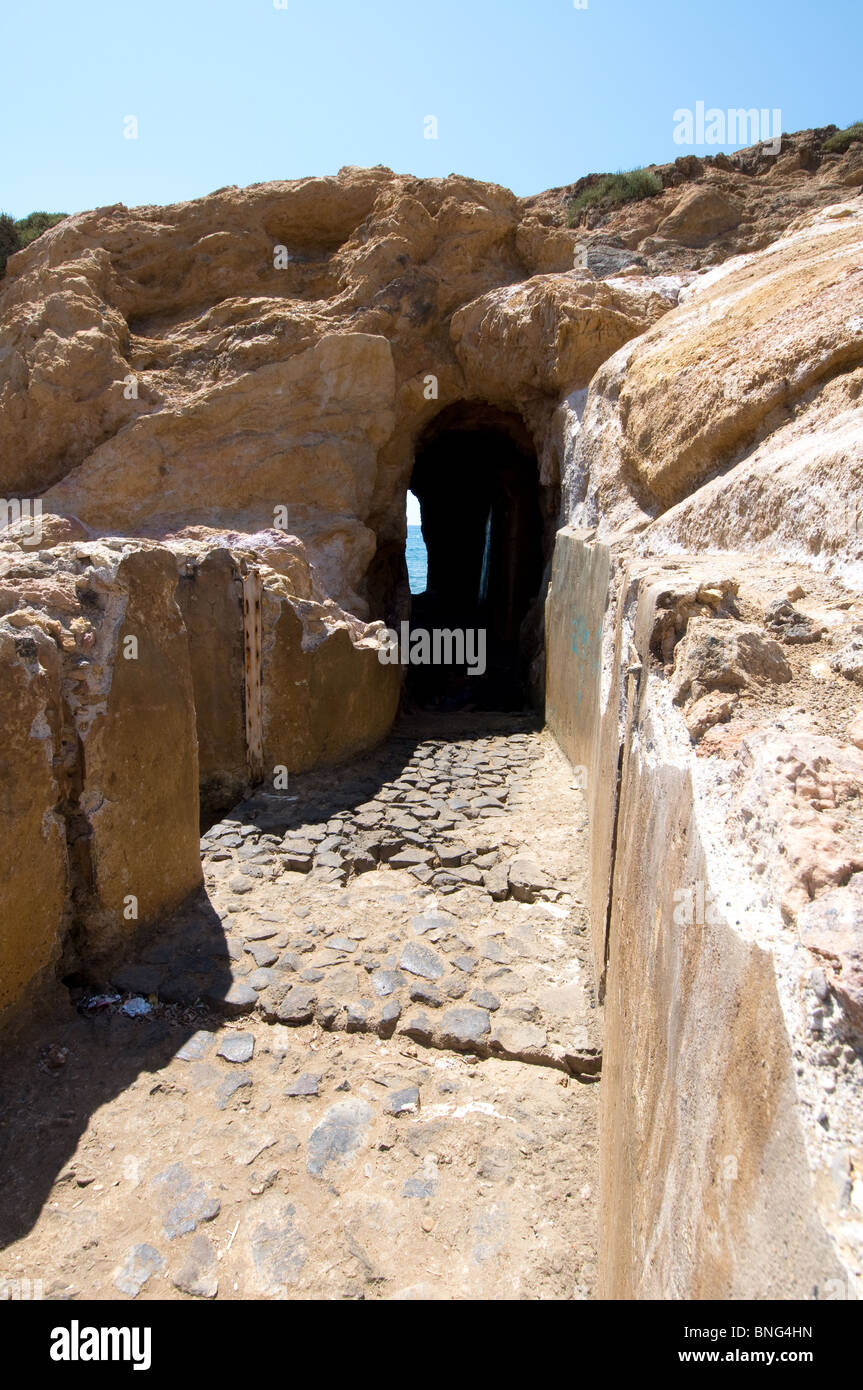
[{"xmin": 406, "ymin": 524, "xmax": 428, "ymax": 595}]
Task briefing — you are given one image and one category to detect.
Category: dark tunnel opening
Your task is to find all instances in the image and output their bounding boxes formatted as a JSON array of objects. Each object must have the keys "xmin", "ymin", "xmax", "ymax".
[{"xmin": 408, "ymin": 404, "xmax": 546, "ymax": 711}]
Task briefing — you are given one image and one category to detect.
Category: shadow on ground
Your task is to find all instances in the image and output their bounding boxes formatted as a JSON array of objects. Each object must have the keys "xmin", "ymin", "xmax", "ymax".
[{"xmin": 0, "ymin": 711, "xmax": 540, "ymax": 1250}]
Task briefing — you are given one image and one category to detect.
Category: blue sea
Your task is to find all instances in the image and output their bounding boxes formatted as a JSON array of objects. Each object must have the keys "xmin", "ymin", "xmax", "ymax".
[{"xmin": 407, "ymin": 524, "xmax": 428, "ymax": 595}]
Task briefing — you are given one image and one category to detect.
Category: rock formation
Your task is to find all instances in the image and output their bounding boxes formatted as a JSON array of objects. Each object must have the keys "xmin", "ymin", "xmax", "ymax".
[{"xmin": 1, "ymin": 123, "xmax": 862, "ymax": 1299}]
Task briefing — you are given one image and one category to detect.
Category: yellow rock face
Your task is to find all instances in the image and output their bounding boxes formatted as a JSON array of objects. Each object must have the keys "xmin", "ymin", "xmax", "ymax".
[{"xmin": 617, "ymin": 206, "xmax": 863, "ymax": 508}]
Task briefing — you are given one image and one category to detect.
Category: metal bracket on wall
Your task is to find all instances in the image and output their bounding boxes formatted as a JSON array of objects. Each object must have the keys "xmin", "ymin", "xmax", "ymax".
[{"xmin": 241, "ymin": 565, "xmax": 264, "ymax": 785}]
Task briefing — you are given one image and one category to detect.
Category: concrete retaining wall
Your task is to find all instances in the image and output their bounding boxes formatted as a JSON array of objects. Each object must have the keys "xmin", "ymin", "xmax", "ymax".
[
  {"xmin": 546, "ymin": 528, "xmax": 617, "ymax": 992},
  {"xmin": 0, "ymin": 541, "xmax": 399, "ymax": 1023},
  {"xmin": 546, "ymin": 526, "xmax": 852, "ymax": 1299},
  {"xmin": 0, "ymin": 627, "xmax": 68, "ymax": 1017}
]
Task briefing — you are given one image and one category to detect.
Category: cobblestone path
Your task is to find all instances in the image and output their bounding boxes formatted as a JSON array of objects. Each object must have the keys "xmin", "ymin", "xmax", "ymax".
[{"xmin": 0, "ymin": 714, "xmax": 601, "ymax": 1300}]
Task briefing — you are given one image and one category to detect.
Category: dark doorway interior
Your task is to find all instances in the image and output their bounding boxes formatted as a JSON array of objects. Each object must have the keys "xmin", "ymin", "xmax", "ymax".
[{"xmin": 409, "ymin": 404, "xmax": 544, "ymax": 710}]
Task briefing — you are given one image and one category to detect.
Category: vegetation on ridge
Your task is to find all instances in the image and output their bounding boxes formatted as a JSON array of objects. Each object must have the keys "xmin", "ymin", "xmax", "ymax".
[
  {"xmin": 823, "ymin": 121, "xmax": 863, "ymax": 154},
  {"xmin": 566, "ymin": 168, "xmax": 663, "ymax": 225},
  {"xmin": 0, "ymin": 211, "xmax": 67, "ymax": 277}
]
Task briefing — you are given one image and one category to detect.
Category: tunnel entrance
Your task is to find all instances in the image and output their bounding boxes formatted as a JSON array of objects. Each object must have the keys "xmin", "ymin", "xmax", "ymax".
[{"xmin": 408, "ymin": 403, "xmax": 545, "ymax": 711}]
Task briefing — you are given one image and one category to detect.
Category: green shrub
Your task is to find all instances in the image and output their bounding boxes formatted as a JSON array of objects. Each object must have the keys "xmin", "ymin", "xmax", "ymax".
[
  {"xmin": 0, "ymin": 210, "xmax": 67, "ymax": 278},
  {"xmin": 15, "ymin": 210, "xmax": 67, "ymax": 247},
  {"xmin": 0, "ymin": 213, "xmax": 20, "ymax": 276},
  {"xmin": 823, "ymin": 121, "xmax": 863, "ymax": 154},
  {"xmin": 567, "ymin": 168, "xmax": 663, "ymax": 224}
]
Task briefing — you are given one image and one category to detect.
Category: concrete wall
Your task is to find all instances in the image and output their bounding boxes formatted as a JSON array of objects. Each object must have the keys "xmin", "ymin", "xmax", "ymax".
[
  {"xmin": 176, "ymin": 548, "xmax": 248, "ymax": 817},
  {"xmin": 0, "ymin": 627, "xmax": 68, "ymax": 1015},
  {"xmin": 546, "ymin": 527, "xmax": 851, "ymax": 1299},
  {"xmin": 262, "ymin": 597, "xmax": 401, "ymax": 775},
  {"xmin": 78, "ymin": 548, "xmax": 204, "ymax": 964},
  {"xmin": 0, "ymin": 539, "xmax": 401, "ymax": 1022},
  {"xmin": 546, "ymin": 527, "xmax": 619, "ymax": 994},
  {"xmin": 601, "ymin": 694, "xmax": 843, "ymax": 1298},
  {"xmin": 0, "ymin": 547, "xmax": 203, "ymax": 1006}
]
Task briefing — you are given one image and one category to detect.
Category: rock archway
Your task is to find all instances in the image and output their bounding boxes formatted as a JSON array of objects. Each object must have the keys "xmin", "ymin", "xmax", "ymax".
[{"xmin": 408, "ymin": 403, "xmax": 546, "ymax": 710}]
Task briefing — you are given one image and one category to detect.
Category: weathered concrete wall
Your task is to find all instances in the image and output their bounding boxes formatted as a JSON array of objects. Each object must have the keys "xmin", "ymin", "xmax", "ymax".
[
  {"xmin": 262, "ymin": 594, "xmax": 401, "ymax": 775},
  {"xmin": 546, "ymin": 529, "xmax": 857, "ymax": 1298},
  {"xmin": 176, "ymin": 548, "xmax": 248, "ymax": 817},
  {"xmin": 546, "ymin": 527, "xmax": 618, "ymax": 992},
  {"xmin": 176, "ymin": 543, "xmax": 402, "ymax": 811},
  {"xmin": 77, "ymin": 548, "xmax": 203, "ymax": 963},
  {"xmin": 601, "ymin": 698, "xmax": 844, "ymax": 1298},
  {"xmin": 0, "ymin": 534, "xmax": 401, "ymax": 1022},
  {"xmin": 0, "ymin": 626, "xmax": 68, "ymax": 1014}
]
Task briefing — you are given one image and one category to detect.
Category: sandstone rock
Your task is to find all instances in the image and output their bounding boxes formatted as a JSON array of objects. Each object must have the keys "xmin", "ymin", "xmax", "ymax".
[
  {"xmin": 450, "ymin": 273, "xmax": 669, "ymax": 400},
  {"xmin": 725, "ymin": 728, "xmax": 863, "ymax": 920},
  {"xmin": 0, "ymin": 543, "xmax": 204, "ymax": 977},
  {"xmin": 670, "ymin": 619, "xmax": 792, "ymax": 704},
  {"xmin": 647, "ymin": 579, "xmax": 739, "ymax": 664},
  {"xmin": 798, "ymin": 875, "xmax": 863, "ymax": 1039},
  {"xmin": 515, "ymin": 220, "xmax": 581, "ymax": 275},
  {"xmin": 684, "ymin": 691, "xmax": 739, "ymax": 742},
  {"xmin": 78, "ymin": 547, "xmax": 203, "ymax": 961},
  {"xmin": 831, "ymin": 635, "xmax": 863, "ymax": 686},
  {"xmin": 656, "ymin": 185, "xmax": 741, "ymax": 246},
  {"xmin": 176, "ymin": 547, "xmax": 247, "ymax": 816},
  {"xmin": 0, "ymin": 512, "xmax": 92, "ymax": 551},
  {"xmin": 765, "ymin": 598, "xmax": 824, "ymax": 645},
  {"xmin": 5, "ymin": 139, "xmax": 862, "ymax": 1303},
  {"xmin": 569, "ymin": 204, "xmax": 863, "ymax": 548}
]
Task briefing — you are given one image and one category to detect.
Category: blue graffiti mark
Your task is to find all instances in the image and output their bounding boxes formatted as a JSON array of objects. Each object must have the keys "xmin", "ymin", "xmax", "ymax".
[{"xmin": 571, "ymin": 615, "xmax": 600, "ymax": 701}]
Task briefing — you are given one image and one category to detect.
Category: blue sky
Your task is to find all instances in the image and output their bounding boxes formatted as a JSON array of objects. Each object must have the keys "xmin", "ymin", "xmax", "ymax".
[{"xmin": 2, "ymin": 0, "xmax": 860, "ymax": 219}]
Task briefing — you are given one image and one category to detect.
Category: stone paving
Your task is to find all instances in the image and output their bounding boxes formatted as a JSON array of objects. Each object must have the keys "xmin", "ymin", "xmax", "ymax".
[
  {"xmin": 0, "ymin": 713, "xmax": 601, "ymax": 1300},
  {"xmin": 141, "ymin": 713, "xmax": 601, "ymax": 1074}
]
